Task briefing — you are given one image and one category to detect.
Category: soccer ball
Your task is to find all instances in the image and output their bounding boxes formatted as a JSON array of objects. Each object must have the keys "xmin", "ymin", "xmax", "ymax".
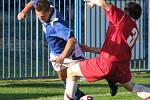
[{"xmin": 80, "ymin": 95, "xmax": 94, "ymax": 100}]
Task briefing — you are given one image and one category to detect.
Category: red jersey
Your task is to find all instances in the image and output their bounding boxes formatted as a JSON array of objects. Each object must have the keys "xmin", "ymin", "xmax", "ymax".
[
  {"xmin": 79, "ymin": 5, "xmax": 138, "ymax": 83},
  {"xmin": 100, "ymin": 5, "xmax": 138, "ymax": 62}
]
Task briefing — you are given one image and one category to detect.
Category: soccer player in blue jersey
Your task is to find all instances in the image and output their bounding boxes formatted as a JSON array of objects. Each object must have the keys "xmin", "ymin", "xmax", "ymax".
[{"xmin": 18, "ymin": 0, "xmax": 85, "ymax": 99}]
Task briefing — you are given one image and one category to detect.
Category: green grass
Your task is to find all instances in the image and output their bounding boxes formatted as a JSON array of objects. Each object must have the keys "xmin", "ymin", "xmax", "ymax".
[{"xmin": 0, "ymin": 72, "xmax": 149, "ymax": 100}]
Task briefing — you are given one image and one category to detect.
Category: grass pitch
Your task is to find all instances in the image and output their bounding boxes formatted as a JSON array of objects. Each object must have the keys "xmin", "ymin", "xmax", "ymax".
[{"xmin": 0, "ymin": 72, "xmax": 149, "ymax": 100}]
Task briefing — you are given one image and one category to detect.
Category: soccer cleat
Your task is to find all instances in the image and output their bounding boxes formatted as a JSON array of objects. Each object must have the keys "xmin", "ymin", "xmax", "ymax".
[
  {"xmin": 107, "ymin": 80, "xmax": 118, "ymax": 96},
  {"xmin": 146, "ymin": 96, "xmax": 150, "ymax": 100},
  {"xmin": 80, "ymin": 95, "xmax": 94, "ymax": 100},
  {"xmin": 74, "ymin": 89, "xmax": 85, "ymax": 100}
]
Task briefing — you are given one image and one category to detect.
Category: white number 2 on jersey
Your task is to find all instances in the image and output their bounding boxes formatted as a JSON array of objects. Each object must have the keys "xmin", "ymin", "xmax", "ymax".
[{"xmin": 127, "ymin": 28, "xmax": 138, "ymax": 47}]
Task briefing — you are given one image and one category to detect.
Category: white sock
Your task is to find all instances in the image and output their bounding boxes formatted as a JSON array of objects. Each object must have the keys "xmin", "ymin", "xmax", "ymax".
[
  {"xmin": 64, "ymin": 79, "xmax": 77, "ymax": 99},
  {"xmin": 132, "ymin": 84, "xmax": 150, "ymax": 99}
]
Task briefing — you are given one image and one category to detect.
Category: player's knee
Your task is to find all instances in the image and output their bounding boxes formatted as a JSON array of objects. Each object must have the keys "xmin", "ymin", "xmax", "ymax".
[
  {"xmin": 57, "ymin": 70, "xmax": 67, "ymax": 81},
  {"xmin": 58, "ymin": 75, "xmax": 66, "ymax": 81},
  {"xmin": 122, "ymin": 80, "xmax": 135, "ymax": 92}
]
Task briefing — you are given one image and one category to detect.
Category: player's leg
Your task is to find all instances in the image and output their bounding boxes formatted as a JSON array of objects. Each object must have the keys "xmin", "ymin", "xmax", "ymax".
[
  {"xmin": 57, "ymin": 69, "xmax": 84, "ymax": 100},
  {"xmin": 107, "ymin": 79, "xmax": 118, "ymax": 96},
  {"xmin": 50, "ymin": 51, "xmax": 85, "ymax": 100},
  {"xmin": 122, "ymin": 79, "xmax": 150, "ymax": 99},
  {"xmin": 64, "ymin": 62, "xmax": 83, "ymax": 99},
  {"xmin": 57, "ymin": 69, "xmax": 67, "ymax": 81},
  {"xmin": 50, "ymin": 60, "xmax": 84, "ymax": 100}
]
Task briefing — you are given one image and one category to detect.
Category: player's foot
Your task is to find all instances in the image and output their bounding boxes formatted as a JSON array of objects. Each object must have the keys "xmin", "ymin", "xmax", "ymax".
[
  {"xmin": 107, "ymin": 80, "xmax": 118, "ymax": 96},
  {"xmin": 146, "ymin": 96, "xmax": 150, "ymax": 100},
  {"xmin": 75, "ymin": 90, "xmax": 85, "ymax": 100}
]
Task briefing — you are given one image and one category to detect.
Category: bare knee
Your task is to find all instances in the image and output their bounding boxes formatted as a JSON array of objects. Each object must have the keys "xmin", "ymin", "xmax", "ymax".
[
  {"xmin": 125, "ymin": 83, "xmax": 135, "ymax": 92},
  {"xmin": 57, "ymin": 70, "xmax": 67, "ymax": 81},
  {"xmin": 122, "ymin": 79, "xmax": 135, "ymax": 92},
  {"xmin": 58, "ymin": 74, "xmax": 66, "ymax": 81}
]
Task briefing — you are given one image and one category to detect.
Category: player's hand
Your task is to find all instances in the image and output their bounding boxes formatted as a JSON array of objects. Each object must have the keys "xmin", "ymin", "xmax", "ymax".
[
  {"xmin": 86, "ymin": 0, "xmax": 95, "ymax": 8},
  {"xmin": 80, "ymin": 44, "xmax": 90, "ymax": 52},
  {"xmin": 87, "ymin": 0, "xmax": 104, "ymax": 7},
  {"xmin": 17, "ymin": 11, "xmax": 26, "ymax": 20},
  {"xmin": 54, "ymin": 55, "xmax": 65, "ymax": 68}
]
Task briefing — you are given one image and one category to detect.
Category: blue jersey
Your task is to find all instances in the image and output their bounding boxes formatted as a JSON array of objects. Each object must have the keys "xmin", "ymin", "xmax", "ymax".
[{"xmin": 43, "ymin": 9, "xmax": 72, "ymax": 55}]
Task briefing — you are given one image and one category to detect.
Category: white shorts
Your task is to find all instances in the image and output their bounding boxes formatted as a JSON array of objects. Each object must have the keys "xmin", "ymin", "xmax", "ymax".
[{"xmin": 50, "ymin": 43, "xmax": 84, "ymax": 71}]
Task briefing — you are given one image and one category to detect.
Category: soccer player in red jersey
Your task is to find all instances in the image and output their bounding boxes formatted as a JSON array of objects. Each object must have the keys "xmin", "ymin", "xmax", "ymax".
[{"xmin": 64, "ymin": 0, "xmax": 150, "ymax": 100}]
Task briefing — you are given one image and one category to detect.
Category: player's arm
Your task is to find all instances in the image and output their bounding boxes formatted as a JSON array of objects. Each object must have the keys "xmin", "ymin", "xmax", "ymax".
[
  {"xmin": 54, "ymin": 33, "xmax": 77, "ymax": 66},
  {"xmin": 87, "ymin": 0, "xmax": 112, "ymax": 11},
  {"xmin": 61, "ymin": 33, "xmax": 77, "ymax": 58},
  {"xmin": 81, "ymin": 44, "xmax": 100, "ymax": 54},
  {"xmin": 17, "ymin": 1, "xmax": 33, "ymax": 20}
]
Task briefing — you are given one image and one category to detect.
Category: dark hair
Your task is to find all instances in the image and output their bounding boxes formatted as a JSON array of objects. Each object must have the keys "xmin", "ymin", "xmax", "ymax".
[
  {"xmin": 124, "ymin": 2, "xmax": 142, "ymax": 20},
  {"xmin": 35, "ymin": 0, "xmax": 50, "ymax": 12}
]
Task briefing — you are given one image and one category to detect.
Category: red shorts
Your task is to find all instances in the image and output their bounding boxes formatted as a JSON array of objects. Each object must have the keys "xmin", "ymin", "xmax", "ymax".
[{"xmin": 79, "ymin": 57, "xmax": 131, "ymax": 84}]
